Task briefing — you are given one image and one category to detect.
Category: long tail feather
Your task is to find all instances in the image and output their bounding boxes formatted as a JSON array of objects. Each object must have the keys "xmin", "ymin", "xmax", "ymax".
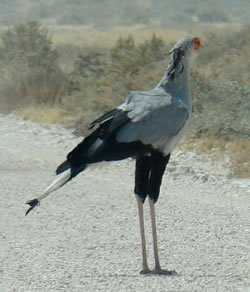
[
  {"xmin": 25, "ymin": 169, "xmax": 71, "ymax": 215},
  {"xmin": 25, "ymin": 199, "xmax": 40, "ymax": 216}
]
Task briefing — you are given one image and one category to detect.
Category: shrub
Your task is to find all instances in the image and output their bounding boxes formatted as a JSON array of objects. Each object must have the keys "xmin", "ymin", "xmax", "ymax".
[
  {"xmin": 110, "ymin": 34, "xmax": 166, "ymax": 75},
  {"xmin": 0, "ymin": 21, "xmax": 69, "ymax": 110}
]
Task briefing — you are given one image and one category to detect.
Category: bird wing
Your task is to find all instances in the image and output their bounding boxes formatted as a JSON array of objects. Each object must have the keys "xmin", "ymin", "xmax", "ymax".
[
  {"xmin": 87, "ymin": 88, "xmax": 189, "ymax": 151},
  {"xmin": 116, "ymin": 89, "xmax": 189, "ymax": 147}
]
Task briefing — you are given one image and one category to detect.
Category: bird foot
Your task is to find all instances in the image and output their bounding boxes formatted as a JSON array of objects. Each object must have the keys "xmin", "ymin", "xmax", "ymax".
[
  {"xmin": 140, "ymin": 268, "xmax": 152, "ymax": 275},
  {"xmin": 140, "ymin": 268, "xmax": 177, "ymax": 276}
]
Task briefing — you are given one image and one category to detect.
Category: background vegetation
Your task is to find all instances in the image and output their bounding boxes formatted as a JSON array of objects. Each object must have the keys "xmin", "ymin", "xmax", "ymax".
[{"xmin": 0, "ymin": 0, "xmax": 249, "ymax": 178}]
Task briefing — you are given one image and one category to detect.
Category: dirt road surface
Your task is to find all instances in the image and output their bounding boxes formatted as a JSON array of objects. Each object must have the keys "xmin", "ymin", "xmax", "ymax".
[{"xmin": 0, "ymin": 114, "xmax": 249, "ymax": 291}]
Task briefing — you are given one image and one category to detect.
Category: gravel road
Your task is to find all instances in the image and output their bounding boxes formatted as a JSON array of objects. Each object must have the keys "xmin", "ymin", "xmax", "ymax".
[{"xmin": 0, "ymin": 114, "xmax": 249, "ymax": 292}]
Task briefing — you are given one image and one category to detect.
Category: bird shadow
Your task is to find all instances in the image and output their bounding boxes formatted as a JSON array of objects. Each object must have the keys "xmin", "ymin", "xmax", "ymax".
[{"xmin": 78, "ymin": 272, "xmax": 218, "ymax": 279}]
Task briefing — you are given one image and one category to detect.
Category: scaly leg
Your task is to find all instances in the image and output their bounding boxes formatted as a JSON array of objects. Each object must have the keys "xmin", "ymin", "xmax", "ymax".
[
  {"xmin": 136, "ymin": 195, "xmax": 150, "ymax": 273},
  {"xmin": 148, "ymin": 198, "xmax": 161, "ymax": 271},
  {"xmin": 148, "ymin": 198, "xmax": 177, "ymax": 275}
]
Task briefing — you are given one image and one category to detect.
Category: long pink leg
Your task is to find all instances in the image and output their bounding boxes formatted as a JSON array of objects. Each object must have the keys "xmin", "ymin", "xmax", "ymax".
[
  {"xmin": 148, "ymin": 198, "xmax": 177, "ymax": 275},
  {"xmin": 136, "ymin": 195, "xmax": 150, "ymax": 273},
  {"xmin": 148, "ymin": 198, "xmax": 161, "ymax": 271}
]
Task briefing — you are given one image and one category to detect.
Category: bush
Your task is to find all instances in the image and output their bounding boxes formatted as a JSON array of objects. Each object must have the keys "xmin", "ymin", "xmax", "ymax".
[
  {"xmin": 110, "ymin": 34, "xmax": 166, "ymax": 75},
  {"xmin": 0, "ymin": 21, "xmax": 69, "ymax": 110}
]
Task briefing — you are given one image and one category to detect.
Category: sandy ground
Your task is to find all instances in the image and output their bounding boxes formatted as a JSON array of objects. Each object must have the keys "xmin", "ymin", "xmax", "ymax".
[{"xmin": 0, "ymin": 114, "xmax": 249, "ymax": 292}]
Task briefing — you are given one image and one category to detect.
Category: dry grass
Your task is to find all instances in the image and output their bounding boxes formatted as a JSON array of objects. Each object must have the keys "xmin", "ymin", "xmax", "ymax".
[
  {"xmin": 51, "ymin": 25, "xmax": 188, "ymax": 47},
  {"xmin": 181, "ymin": 134, "xmax": 227, "ymax": 156},
  {"xmin": 50, "ymin": 23, "xmax": 243, "ymax": 49},
  {"xmin": 182, "ymin": 132, "xmax": 250, "ymax": 178},
  {"xmin": 16, "ymin": 104, "xmax": 74, "ymax": 125},
  {"xmin": 227, "ymin": 138, "xmax": 250, "ymax": 178}
]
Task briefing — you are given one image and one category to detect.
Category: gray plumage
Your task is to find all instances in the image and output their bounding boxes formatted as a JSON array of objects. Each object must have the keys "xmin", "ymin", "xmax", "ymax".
[
  {"xmin": 116, "ymin": 89, "xmax": 189, "ymax": 155},
  {"xmin": 108, "ymin": 35, "xmax": 197, "ymax": 155}
]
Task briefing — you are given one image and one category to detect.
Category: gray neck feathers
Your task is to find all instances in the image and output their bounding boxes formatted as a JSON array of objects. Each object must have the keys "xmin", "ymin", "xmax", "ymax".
[{"xmin": 155, "ymin": 48, "xmax": 192, "ymax": 110}]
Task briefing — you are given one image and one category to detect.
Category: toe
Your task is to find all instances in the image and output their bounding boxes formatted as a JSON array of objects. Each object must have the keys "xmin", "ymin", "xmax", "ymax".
[{"xmin": 140, "ymin": 268, "xmax": 152, "ymax": 275}]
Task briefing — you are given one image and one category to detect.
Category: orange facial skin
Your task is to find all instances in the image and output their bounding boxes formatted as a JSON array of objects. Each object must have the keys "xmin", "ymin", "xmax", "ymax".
[{"xmin": 192, "ymin": 37, "xmax": 203, "ymax": 50}]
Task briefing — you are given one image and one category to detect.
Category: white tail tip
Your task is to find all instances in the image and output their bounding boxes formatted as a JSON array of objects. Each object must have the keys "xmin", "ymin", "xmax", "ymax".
[{"xmin": 25, "ymin": 169, "xmax": 71, "ymax": 215}]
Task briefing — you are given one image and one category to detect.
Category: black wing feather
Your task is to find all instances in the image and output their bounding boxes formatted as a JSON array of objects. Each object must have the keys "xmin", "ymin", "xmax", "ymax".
[
  {"xmin": 88, "ymin": 109, "xmax": 118, "ymax": 129},
  {"xmin": 56, "ymin": 109, "xmax": 132, "ymax": 176}
]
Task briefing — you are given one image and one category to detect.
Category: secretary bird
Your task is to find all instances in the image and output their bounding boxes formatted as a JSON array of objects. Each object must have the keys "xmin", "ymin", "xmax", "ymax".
[{"xmin": 26, "ymin": 36, "xmax": 202, "ymax": 275}]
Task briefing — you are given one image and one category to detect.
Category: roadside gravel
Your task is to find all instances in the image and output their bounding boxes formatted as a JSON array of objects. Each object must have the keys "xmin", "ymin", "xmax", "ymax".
[{"xmin": 0, "ymin": 114, "xmax": 249, "ymax": 291}]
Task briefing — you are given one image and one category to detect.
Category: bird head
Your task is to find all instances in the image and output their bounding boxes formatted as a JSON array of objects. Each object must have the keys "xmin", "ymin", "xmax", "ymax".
[
  {"xmin": 166, "ymin": 36, "xmax": 202, "ymax": 81},
  {"xmin": 169, "ymin": 36, "xmax": 203, "ymax": 59}
]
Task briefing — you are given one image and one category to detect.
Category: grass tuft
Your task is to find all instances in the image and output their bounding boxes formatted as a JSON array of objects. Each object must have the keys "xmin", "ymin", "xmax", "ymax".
[
  {"xmin": 16, "ymin": 104, "xmax": 74, "ymax": 125},
  {"xmin": 228, "ymin": 139, "xmax": 250, "ymax": 178}
]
